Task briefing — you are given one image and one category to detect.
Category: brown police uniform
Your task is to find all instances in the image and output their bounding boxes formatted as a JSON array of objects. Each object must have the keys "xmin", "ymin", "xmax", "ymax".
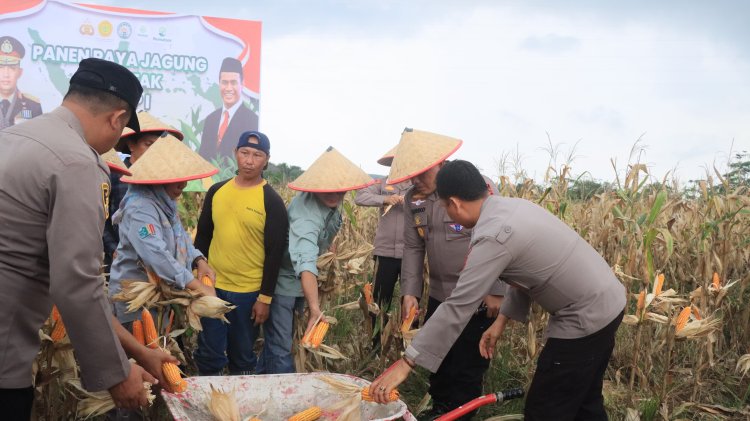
[
  {"xmin": 0, "ymin": 107, "xmax": 130, "ymax": 391},
  {"xmin": 400, "ymin": 174, "xmax": 505, "ymax": 414},
  {"xmin": 354, "ymin": 178, "xmax": 410, "ymax": 259},
  {"xmin": 0, "ymin": 36, "xmax": 42, "ymax": 129}
]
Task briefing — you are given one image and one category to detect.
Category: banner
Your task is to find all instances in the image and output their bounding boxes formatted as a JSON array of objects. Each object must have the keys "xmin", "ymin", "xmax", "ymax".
[{"xmin": 0, "ymin": 0, "xmax": 261, "ymax": 189}]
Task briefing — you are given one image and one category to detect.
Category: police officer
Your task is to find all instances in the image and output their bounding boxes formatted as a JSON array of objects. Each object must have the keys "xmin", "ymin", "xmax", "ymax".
[
  {"xmin": 387, "ymin": 128, "xmax": 505, "ymax": 420},
  {"xmin": 0, "ymin": 36, "xmax": 42, "ymax": 129},
  {"xmin": 354, "ymin": 145, "xmax": 410, "ymax": 349},
  {"xmin": 0, "ymin": 58, "xmax": 157, "ymax": 420}
]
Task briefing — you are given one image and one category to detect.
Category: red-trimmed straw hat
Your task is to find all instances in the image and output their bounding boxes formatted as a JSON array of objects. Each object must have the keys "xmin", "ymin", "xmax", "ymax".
[
  {"xmin": 288, "ymin": 146, "xmax": 374, "ymax": 193},
  {"xmin": 387, "ymin": 128, "xmax": 462, "ymax": 185},
  {"xmin": 117, "ymin": 112, "xmax": 184, "ymax": 152},
  {"xmin": 120, "ymin": 135, "xmax": 218, "ymax": 184},
  {"xmin": 101, "ymin": 148, "xmax": 132, "ymax": 176},
  {"xmin": 376, "ymin": 144, "xmax": 398, "ymax": 167}
]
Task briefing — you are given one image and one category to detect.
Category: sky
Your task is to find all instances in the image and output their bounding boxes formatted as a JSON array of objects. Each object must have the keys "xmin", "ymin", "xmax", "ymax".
[{"xmin": 89, "ymin": 0, "xmax": 750, "ymax": 184}]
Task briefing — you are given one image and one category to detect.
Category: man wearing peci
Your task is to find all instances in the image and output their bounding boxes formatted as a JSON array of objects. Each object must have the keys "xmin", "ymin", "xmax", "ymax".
[
  {"xmin": 0, "ymin": 36, "xmax": 42, "ymax": 129},
  {"xmin": 198, "ymin": 57, "xmax": 258, "ymax": 163}
]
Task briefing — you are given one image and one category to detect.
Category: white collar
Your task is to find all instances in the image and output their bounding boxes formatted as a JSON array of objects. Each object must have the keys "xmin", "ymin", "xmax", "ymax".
[{"xmin": 222, "ymin": 100, "xmax": 242, "ymax": 120}]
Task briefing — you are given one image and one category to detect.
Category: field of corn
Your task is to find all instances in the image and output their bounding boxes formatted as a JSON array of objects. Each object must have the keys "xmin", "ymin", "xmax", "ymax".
[{"xmin": 32, "ymin": 153, "xmax": 749, "ymax": 420}]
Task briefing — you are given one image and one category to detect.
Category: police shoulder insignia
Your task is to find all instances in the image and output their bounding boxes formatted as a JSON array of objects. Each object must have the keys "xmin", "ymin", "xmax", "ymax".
[
  {"xmin": 138, "ymin": 223, "xmax": 157, "ymax": 239},
  {"xmin": 101, "ymin": 183, "xmax": 110, "ymax": 219}
]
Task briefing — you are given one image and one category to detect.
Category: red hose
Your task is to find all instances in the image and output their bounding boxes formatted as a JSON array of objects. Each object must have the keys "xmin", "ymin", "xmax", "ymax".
[{"xmin": 434, "ymin": 394, "xmax": 497, "ymax": 421}]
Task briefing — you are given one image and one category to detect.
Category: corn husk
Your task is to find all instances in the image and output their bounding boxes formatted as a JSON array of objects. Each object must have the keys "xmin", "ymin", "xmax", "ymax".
[
  {"xmin": 186, "ymin": 295, "xmax": 237, "ymax": 332},
  {"xmin": 67, "ymin": 378, "xmax": 154, "ymax": 419},
  {"xmin": 736, "ymin": 354, "xmax": 750, "ymax": 377},
  {"xmin": 675, "ymin": 316, "xmax": 722, "ymax": 339},
  {"xmin": 207, "ymin": 384, "xmax": 241, "ymax": 421}
]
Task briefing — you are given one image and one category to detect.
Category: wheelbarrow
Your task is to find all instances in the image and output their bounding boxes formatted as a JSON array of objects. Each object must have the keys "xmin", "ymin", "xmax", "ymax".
[{"xmin": 162, "ymin": 372, "xmax": 523, "ymax": 421}]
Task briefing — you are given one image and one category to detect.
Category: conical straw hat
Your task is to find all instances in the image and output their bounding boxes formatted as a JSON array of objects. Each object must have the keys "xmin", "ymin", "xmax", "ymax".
[
  {"xmin": 376, "ymin": 144, "xmax": 398, "ymax": 167},
  {"xmin": 121, "ymin": 135, "xmax": 218, "ymax": 184},
  {"xmin": 288, "ymin": 146, "xmax": 374, "ymax": 193},
  {"xmin": 101, "ymin": 148, "xmax": 131, "ymax": 176},
  {"xmin": 387, "ymin": 128, "xmax": 462, "ymax": 184},
  {"xmin": 117, "ymin": 112, "xmax": 183, "ymax": 152}
]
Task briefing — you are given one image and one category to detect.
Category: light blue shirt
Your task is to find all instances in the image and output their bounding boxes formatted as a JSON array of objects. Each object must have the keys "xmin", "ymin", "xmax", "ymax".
[
  {"xmin": 109, "ymin": 185, "xmax": 203, "ymax": 323},
  {"xmin": 275, "ymin": 192, "xmax": 342, "ymax": 297}
]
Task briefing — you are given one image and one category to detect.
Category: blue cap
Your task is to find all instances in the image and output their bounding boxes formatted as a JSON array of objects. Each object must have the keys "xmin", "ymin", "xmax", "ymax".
[{"xmin": 237, "ymin": 131, "xmax": 270, "ymax": 155}]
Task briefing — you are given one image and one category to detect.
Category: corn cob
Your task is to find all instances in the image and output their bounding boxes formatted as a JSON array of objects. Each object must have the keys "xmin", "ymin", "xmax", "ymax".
[
  {"xmin": 691, "ymin": 305, "xmax": 702, "ymax": 320},
  {"xmin": 635, "ymin": 290, "xmax": 645, "ymax": 313},
  {"xmin": 287, "ymin": 406, "xmax": 322, "ymax": 421},
  {"xmin": 401, "ymin": 306, "xmax": 417, "ymax": 332},
  {"xmin": 309, "ymin": 321, "xmax": 330, "ymax": 348},
  {"xmin": 361, "ymin": 386, "xmax": 400, "ymax": 402},
  {"xmin": 654, "ymin": 274, "xmax": 665, "ymax": 296},
  {"xmin": 363, "ymin": 283, "xmax": 373, "ymax": 305},
  {"xmin": 202, "ymin": 275, "xmax": 213, "ymax": 286},
  {"xmin": 162, "ymin": 362, "xmax": 187, "ymax": 393},
  {"xmin": 141, "ymin": 308, "xmax": 159, "ymax": 349},
  {"xmin": 51, "ymin": 305, "xmax": 61, "ymax": 322},
  {"xmin": 132, "ymin": 320, "xmax": 145, "ymax": 346},
  {"xmin": 51, "ymin": 317, "xmax": 67, "ymax": 342},
  {"xmin": 712, "ymin": 272, "xmax": 721, "ymax": 289},
  {"xmin": 675, "ymin": 306, "xmax": 691, "ymax": 332}
]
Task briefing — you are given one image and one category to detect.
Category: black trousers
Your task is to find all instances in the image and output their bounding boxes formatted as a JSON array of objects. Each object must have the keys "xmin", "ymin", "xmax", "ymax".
[
  {"xmin": 0, "ymin": 386, "xmax": 34, "ymax": 421},
  {"xmin": 425, "ymin": 296, "xmax": 492, "ymax": 412},
  {"xmin": 372, "ymin": 256, "xmax": 401, "ymax": 310},
  {"xmin": 525, "ymin": 311, "xmax": 624, "ymax": 421}
]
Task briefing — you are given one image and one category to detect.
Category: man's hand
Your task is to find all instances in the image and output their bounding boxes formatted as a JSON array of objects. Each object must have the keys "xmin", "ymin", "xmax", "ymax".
[
  {"xmin": 483, "ymin": 294, "xmax": 503, "ymax": 319},
  {"xmin": 369, "ymin": 358, "xmax": 412, "ymax": 404},
  {"xmin": 479, "ymin": 315, "xmax": 508, "ymax": 359},
  {"xmin": 251, "ymin": 301, "xmax": 270, "ymax": 326},
  {"xmin": 304, "ymin": 307, "xmax": 323, "ymax": 339},
  {"xmin": 196, "ymin": 259, "xmax": 216, "ymax": 284},
  {"xmin": 109, "ymin": 362, "xmax": 156, "ymax": 409},
  {"xmin": 401, "ymin": 295, "xmax": 418, "ymax": 323},
  {"xmin": 383, "ymin": 195, "xmax": 404, "ymax": 206},
  {"xmin": 134, "ymin": 348, "xmax": 179, "ymax": 393},
  {"xmin": 186, "ymin": 278, "xmax": 216, "ymax": 297}
]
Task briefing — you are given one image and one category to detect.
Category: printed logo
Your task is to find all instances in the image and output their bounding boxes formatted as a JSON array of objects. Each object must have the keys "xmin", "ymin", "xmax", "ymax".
[
  {"xmin": 158, "ymin": 26, "xmax": 167, "ymax": 37},
  {"xmin": 414, "ymin": 215, "xmax": 422, "ymax": 225},
  {"xmin": 411, "ymin": 199, "xmax": 426, "ymax": 206},
  {"xmin": 138, "ymin": 223, "xmax": 157, "ymax": 239},
  {"xmin": 98, "ymin": 20, "xmax": 113, "ymax": 37},
  {"xmin": 0, "ymin": 40, "xmax": 12, "ymax": 54},
  {"xmin": 101, "ymin": 183, "xmax": 110, "ymax": 219},
  {"xmin": 117, "ymin": 22, "xmax": 132, "ymax": 39},
  {"xmin": 448, "ymin": 223, "xmax": 464, "ymax": 232},
  {"xmin": 80, "ymin": 22, "xmax": 95, "ymax": 36}
]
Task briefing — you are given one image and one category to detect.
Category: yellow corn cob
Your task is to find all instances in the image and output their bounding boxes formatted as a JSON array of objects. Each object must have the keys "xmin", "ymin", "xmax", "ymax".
[
  {"xmin": 288, "ymin": 406, "xmax": 322, "ymax": 421},
  {"xmin": 202, "ymin": 275, "xmax": 213, "ymax": 286},
  {"xmin": 361, "ymin": 386, "xmax": 400, "ymax": 402},
  {"xmin": 675, "ymin": 306, "xmax": 691, "ymax": 332},
  {"xmin": 712, "ymin": 272, "xmax": 721, "ymax": 289},
  {"xmin": 162, "ymin": 362, "xmax": 187, "ymax": 393},
  {"xmin": 51, "ymin": 305, "xmax": 61, "ymax": 322},
  {"xmin": 654, "ymin": 274, "xmax": 665, "ymax": 296},
  {"xmin": 132, "ymin": 320, "xmax": 145, "ymax": 346},
  {"xmin": 401, "ymin": 306, "xmax": 417, "ymax": 333},
  {"xmin": 141, "ymin": 308, "xmax": 159, "ymax": 349},
  {"xmin": 247, "ymin": 418, "xmax": 262, "ymax": 421},
  {"xmin": 309, "ymin": 321, "xmax": 330, "ymax": 348},
  {"xmin": 635, "ymin": 290, "xmax": 645, "ymax": 313},
  {"xmin": 691, "ymin": 305, "xmax": 702, "ymax": 320},
  {"xmin": 51, "ymin": 318, "xmax": 67, "ymax": 342},
  {"xmin": 363, "ymin": 283, "xmax": 373, "ymax": 305}
]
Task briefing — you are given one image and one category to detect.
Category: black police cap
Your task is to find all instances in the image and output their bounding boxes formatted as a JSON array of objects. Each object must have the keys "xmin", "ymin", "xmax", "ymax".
[{"xmin": 69, "ymin": 58, "xmax": 144, "ymax": 132}]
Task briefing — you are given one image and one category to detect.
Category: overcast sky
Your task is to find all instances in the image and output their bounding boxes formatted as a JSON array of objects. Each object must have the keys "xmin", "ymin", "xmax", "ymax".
[{"xmin": 90, "ymin": 0, "xmax": 750, "ymax": 184}]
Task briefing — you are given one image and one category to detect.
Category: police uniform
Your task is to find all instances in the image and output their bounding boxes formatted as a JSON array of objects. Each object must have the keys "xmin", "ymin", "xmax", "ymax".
[
  {"xmin": 0, "ymin": 36, "xmax": 42, "ymax": 129},
  {"xmin": 0, "ymin": 107, "xmax": 129, "ymax": 392},
  {"xmin": 406, "ymin": 194, "xmax": 627, "ymax": 420},
  {"xmin": 400, "ymin": 175, "xmax": 505, "ymax": 415}
]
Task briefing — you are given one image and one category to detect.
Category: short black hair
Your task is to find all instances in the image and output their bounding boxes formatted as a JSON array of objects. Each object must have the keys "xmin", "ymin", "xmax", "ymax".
[
  {"xmin": 436, "ymin": 160, "xmax": 489, "ymax": 201},
  {"xmin": 64, "ymin": 83, "xmax": 131, "ymax": 118}
]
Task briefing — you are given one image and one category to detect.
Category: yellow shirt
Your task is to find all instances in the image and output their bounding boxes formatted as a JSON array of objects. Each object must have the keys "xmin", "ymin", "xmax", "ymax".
[{"xmin": 208, "ymin": 178, "xmax": 267, "ymax": 292}]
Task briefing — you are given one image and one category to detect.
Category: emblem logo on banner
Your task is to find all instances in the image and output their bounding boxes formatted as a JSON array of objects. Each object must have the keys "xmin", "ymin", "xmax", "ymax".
[
  {"xmin": 98, "ymin": 20, "xmax": 113, "ymax": 37},
  {"xmin": 118, "ymin": 22, "xmax": 132, "ymax": 39}
]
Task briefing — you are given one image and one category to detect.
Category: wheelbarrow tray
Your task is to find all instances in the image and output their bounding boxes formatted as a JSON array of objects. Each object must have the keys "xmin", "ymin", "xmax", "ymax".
[{"xmin": 161, "ymin": 372, "xmax": 416, "ymax": 421}]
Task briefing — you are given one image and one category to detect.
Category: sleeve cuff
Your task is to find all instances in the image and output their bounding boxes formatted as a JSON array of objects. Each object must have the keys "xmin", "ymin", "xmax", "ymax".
[
  {"xmin": 295, "ymin": 262, "xmax": 319, "ymax": 278},
  {"xmin": 258, "ymin": 294, "xmax": 273, "ymax": 304}
]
